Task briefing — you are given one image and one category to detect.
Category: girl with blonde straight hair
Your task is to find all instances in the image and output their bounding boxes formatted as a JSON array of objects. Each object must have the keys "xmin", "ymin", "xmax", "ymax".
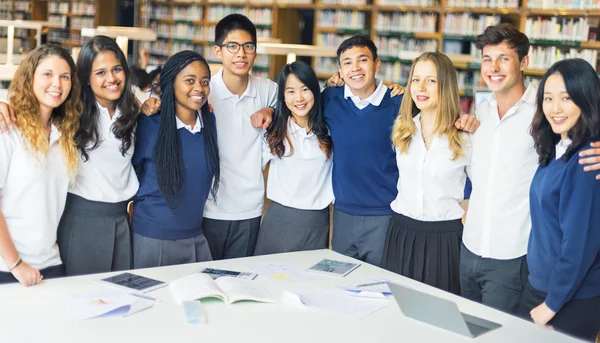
[{"xmin": 381, "ymin": 51, "xmax": 472, "ymax": 294}]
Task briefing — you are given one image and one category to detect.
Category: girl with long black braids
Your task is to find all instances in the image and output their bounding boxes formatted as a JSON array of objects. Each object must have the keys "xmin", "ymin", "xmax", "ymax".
[
  {"xmin": 254, "ymin": 61, "xmax": 333, "ymax": 255},
  {"xmin": 131, "ymin": 50, "xmax": 219, "ymax": 268}
]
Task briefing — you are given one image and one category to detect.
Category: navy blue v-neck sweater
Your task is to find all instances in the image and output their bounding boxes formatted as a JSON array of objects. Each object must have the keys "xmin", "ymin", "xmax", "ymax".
[{"xmin": 322, "ymin": 86, "xmax": 402, "ymax": 216}]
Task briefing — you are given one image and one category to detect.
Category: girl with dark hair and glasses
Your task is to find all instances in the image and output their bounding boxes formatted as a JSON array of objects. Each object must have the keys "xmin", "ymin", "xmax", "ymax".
[
  {"xmin": 131, "ymin": 50, "xmax": 220, "ymax": 268},
  {"xmin": 254, "ymin": 61, "xmax": 333, "ymax": 255},
  {"xmin": 517, "ymin": 58, "xmax": 600, "ymax": 341}
]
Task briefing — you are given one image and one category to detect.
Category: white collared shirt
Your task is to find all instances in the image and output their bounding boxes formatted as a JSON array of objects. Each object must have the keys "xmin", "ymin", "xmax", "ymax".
[
  {"xmin": 344, "ymin": 79, "xmax": 387, "ymax": 110},
  {"xmin": 391, "ymin": 114, "xmax": 472, "ymax": 221},
  {"xmin": 264, "ymin": 119, "xmax": 333, "ymax": 210},
  {"xmin": 203, "ymin": 68, "xmax": 278, "ymax": 220},
  {"xmin": 464, "ymin": 84, "xmax": 539, "ymax": 259},
  {"xmin": 69, "ymin": 104, "xmax": 139, "ymax": 203},
  {"xmin": 556, "ymin": 138, "xmax": 572, "ymax": 159},
  {"xmin": 0, "ymin": 125, "xmax": 67, "ymax": 271},
  {"xmin": 176, "ymin": 112, "xmax": 203, "ymax": 133}
]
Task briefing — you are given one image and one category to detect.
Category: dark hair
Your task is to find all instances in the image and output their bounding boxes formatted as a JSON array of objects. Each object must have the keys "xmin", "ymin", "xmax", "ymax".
[
  {"xmin": 75, "ymin": 35, "xmax": 140, "ymax": 161},
  {"xmin": 152, "ymin": 50, "xmax": 220, "ymax": 209},
  {"xmin": 214, "ymin": 14, "xmax": 257, "ymax": 46},
  {"xmin": 131, "ymin": 66, "xmax": 150, "ymax": 90},
  {"xmin": 336, "ymin": 35, "xmax": 379, "ymax": 64},
  {"xmin": 475, "ymin": 23, "xmax": 530, "ymax": 61},
  {"xmin": 266, "ymin": 61, "xmax": 332, "ymax": 159},
  {"xmin": 531, "ymin": 58, "xmax": 600, "ymax": 166}
]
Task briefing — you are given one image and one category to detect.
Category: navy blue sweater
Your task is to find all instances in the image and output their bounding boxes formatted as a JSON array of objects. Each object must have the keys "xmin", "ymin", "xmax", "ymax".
[
  {"xmin": 131, "ymin": 113, "xmax": 215, "ymax": 240},
  {"xmin": 528, "ymin": 142, "xmax": 600, "ymax": 313},
  {"xmin": 322, "ymin": 87, "xmax": 402, "ymax": 215}
]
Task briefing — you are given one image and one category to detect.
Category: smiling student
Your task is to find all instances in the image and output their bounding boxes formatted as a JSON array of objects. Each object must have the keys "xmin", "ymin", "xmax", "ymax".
[
  {"xmin": 517, "ymin": 59, "xmax": 600, "ymax": 341},
  {"xmin": 0, "ymin": 44, "xmax": 81, "ymax": 286},
  {"xmin": 254, "ymin": 61, "xmax": 333, "ymax": 255},
  {"xmin": 131, "ymin": 50, "xmax": 219, "ymax": 268},
  {"xmin": 56, "ymin": 36, "xmax": 140, "ymax": 276},
  {"xmin": 382, "ymin": 52, "xmax": 470, "ymax": 294}
]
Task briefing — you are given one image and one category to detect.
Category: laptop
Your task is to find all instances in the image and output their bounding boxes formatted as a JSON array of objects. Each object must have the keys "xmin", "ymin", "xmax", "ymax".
[{"xmin": 387, "ymin": 282, "xmax": 502, "ymax": 338}]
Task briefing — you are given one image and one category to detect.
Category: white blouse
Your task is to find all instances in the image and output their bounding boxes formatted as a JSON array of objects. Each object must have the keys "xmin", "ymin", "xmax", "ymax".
[
  {"xmin": 69, "ymin": 104, "xmax": 139, "ymax": 203},
  {"xmin": 0, "ymin": 126, "xmax": 68, "ymax": 271},
  {"xmin": 264, "ymin": 118, "xmax": 334, "ymax": 210},
  {"xmin": 391, "ymin": 114, "xmax": 472, "ymax": 221}
]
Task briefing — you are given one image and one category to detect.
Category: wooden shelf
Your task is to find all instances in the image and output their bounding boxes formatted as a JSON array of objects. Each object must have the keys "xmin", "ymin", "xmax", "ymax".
[
  {"xmin": 316, "ymin": 72, "xmax": 332, "ymax": 80},
  {"xmin": 378, "ymin": 5, "xmax": 439, "ymax": 12},
  {"xmin": 376, "ymin": 31, "xmax": 440, "ymax": 40},
  {"xmin": 317, "ymin": 4, "xmax": 373, "ymax": 10},
  {"xmin": 315, "ymin": 26, "xmax": 369, "ymax": 35},
  {"xmin": 525, "ymin": 68, "xmax": 548, "ymax": 76},
  {"xmin": 526, "ymin": 9, "xmax": 600, "ymax": 17},
  {"xmin": 445, "ymin": 7, "xmax": 520, "ymax": 14}
]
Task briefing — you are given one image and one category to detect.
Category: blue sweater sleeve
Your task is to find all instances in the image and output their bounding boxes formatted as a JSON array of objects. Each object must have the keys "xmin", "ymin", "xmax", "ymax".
[
  {"xmin": 132, "ymin": 114, "xmax": 155, "ymax": 175},
  {"xmin": 545, "ymin": 150, "xmax": 600, "ymax": 312}
]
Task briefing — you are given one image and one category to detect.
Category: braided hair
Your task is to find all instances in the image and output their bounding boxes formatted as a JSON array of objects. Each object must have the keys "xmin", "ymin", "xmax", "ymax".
[{"xmin": 152, "ymin": 50, "xmax": 220, "ymax": 209}]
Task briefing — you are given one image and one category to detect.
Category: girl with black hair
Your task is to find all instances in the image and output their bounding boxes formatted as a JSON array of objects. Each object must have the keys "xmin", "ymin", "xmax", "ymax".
[
  {"xmin": 517, "ymin": 59, "xmax": 600, "ymax": 341},
  {"xmin": 254, "ymin": 61, "xmax": 333, "ymax": 255},
  {"xmin": 131, "ymin": 50, "xmax": 219, "ymax": 268},
  {"xmin": 56, "ymin": 36, "xmax": 140, "ymax": 276}
]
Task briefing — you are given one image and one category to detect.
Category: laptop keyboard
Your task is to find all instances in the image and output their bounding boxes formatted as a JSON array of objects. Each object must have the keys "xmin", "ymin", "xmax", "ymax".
[{"xmin": 465, "ymin": 320, "xmax": 491, "ymax": 337}]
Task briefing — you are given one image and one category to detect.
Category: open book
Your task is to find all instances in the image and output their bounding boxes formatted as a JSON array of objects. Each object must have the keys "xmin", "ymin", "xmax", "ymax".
[{"xmin": 169, "ymin": 273, "xmax": 274, "ymax": 305}]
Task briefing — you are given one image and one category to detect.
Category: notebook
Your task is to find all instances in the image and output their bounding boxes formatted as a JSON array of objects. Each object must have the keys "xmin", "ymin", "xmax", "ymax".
[{"xmin": 306, "ymin": 259, "xmax": 360, "ymax": 277}]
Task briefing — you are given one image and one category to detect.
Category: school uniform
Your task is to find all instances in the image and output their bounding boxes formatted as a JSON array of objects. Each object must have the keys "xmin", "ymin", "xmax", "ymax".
[
  {"xmin": 57, "ymin": 104, "xmax": 137, "ymax": 276},
  {"xmin": 518, "ymin": 141, "xmax": 600, "ymax": 342},
  {"xmin": 0, "ymin": 126, "xmax": 68, "ymax": 283},
  {"xmin": 322, "ymin": 81, "xmax": 403, "ymax": 267},
  {"xmin": 131, "ymin": 112, "xmax": 214, "ymax": 268},
  {"xmin": 254, "ymin": 118, "xmax": 333, "ymax": 255},
  {"xmin": 202, "ymin": 68, "xmax": 278, "ymax": 260},
  {"xmin": 460, "ymin": 84, "xmax": 537, "ymax": 314},
  {"xmin": 381, "ymin": 114, "xmax": 471, "ymax": 294}
]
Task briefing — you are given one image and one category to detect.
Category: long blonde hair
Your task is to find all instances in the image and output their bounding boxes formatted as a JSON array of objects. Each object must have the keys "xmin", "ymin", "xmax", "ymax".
[
  {"xmin": 391, "ymin": 52, "xmax": 464, "ymax": 160},
  {"xmin": 8, "ymin": 44, "xmax": 81, "ymax": 177}
]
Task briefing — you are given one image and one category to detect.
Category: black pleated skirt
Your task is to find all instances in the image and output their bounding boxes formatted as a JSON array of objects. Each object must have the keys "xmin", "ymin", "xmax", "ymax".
[{"xmin": 381, "ymin": 213, "xmax": 463, "ymax": 294}]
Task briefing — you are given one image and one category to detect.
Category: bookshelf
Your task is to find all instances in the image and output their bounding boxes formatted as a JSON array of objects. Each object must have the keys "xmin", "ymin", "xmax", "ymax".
[
  {"xmin": 47, "ymin": 0, "xmax": 117, "ymax": 48},
  {"xmin": 138, "ymin": 0, "xmax": 278, "ymax": 79},
  {"xmin": 0, "ymin": 0, "xmax": 47, "ymax": 52}
]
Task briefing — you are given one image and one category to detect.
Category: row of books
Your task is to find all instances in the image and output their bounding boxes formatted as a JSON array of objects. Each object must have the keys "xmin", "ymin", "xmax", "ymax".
[
  {"xmin": 142, "ymin": 5, "xmax": 170, "ymax": 20},
  {"xmin": 49, "ymin": 2, "xmax": 69, "ymax": 14},
  {"xmin": 528, "ymin": 46, "xmax": 598, "ymax": 69},
  {"xmin": 527, "ymin": 0, "xmax": 600, "ymax": 9},
  {"xmin": 379, "ymin": 61, "xmax": 412, "ymax": 85},
  {"xmin": 207, "ymin": 6, "xmax": 245, "ymax": 21},
  {"xmin": 375, "ymin": 12, "xmax": 438, "ymax": 34},
  {"xmin": 172, "ymin": 5, "xmax": 203, "ymax": 21},
  {"xmin": 446, "ymin": 0, "xmax": 518, "ymax": 7},
  {"xmin": 317, "ymin": 10, "xmax": 366, "ymax": 30},
  {"xmin": 48, "ymin": 14, "xmax": 67, "ymax": 27},
  {"xmin": 443, "ymin": 14, "xmax": 500, "ymax": 36},
  {"xmin": 375, "ymin": 36, "xmax": 438, "ymax": 58},
  {"xmin": 321, "ymin": 0, "xmax": 368, "ymax": 4},
  {"xmin": 71, "ymin": 17, "xmax": 95, "ymax": 29},
  {"xmin": 524, "ymin": 17, "xmax": 590, "ymax": 42},
  {"xmin": 456, "ymin": 70, "xmax": 481, "ymax": 91},
  {"xmin": 378, "ymin": 0, "xmax": 436, "ymax": 5},
  {"xmin": 71, "ymin": 2, "xmax": 95, "ymax": 15},
  {"xmin": 316, "ymin": 32, "xmax": 357, "ymax": 49},
  {"xmin": 14, "ymin": 1, "xmax": 30, "ymax": 12}
]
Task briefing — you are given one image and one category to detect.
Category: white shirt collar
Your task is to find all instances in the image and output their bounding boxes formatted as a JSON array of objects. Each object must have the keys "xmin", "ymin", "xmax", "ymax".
[
  {"xmin": 555, "ymin": 138, "xmax": 572, "ymax": 159},
  {"xmin": 214, "ymin": 67, "xmax": 256, "ymax": 100},
  {"xmin": 96, "ymin": 102, "xmax": 121, "ymax": 121},
  {"xmin": 486, "ymin": 83, "xmax": 537, "ymax": 109},
  {"xmin": 343, "ymin": 79, "xmax": 387, "ymax": 108},
  {"xmin": 288, "ymin": 117, "xmax": 312, "ymax": 136},
  {"xmin": 176, "ymin": 112, "xmax": 203, "ymax": 134}
]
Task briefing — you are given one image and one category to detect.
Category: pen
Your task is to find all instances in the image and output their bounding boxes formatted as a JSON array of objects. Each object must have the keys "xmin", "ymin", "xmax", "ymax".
[
  {"xmin": 129, "ymin": 292, "xmax": 162, "ymax": 303},
  {"xmin": 355, "ymin": 281, "xmax": 386, "ymax": 288}
]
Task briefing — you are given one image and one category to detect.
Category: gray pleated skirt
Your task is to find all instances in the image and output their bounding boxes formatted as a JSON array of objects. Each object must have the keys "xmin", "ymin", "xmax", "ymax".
[
  {"xmin": 132, "ymin": 232, "xmax": 213, "ymax": 269},
  {"xmin": 57, "ymin": 193, "xmax": 132, "ymax": 276},
  {"xmin": 254, "ymin": 201, "xmax": 330, "ymax": 256}
]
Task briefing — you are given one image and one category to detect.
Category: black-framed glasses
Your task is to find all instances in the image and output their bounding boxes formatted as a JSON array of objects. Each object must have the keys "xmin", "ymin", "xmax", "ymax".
[{"xmin": 220, "ymin": 42, "xmax": 256, "ymax": 54}]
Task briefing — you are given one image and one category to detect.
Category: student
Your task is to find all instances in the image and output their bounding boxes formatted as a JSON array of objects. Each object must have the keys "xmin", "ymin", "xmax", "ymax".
[
  {"xmin": 382, "ymin": 52, "xmax": 470, "ymax": 294},
  {"xmin": 517, "ymin": 59, "xmax": 600, "ymax": 342},
  {"xmin": 140, "ymin": 14, "xmax": 276, "ymax": 260},
  {"xmin": 459, "ymin": 24, "xmax": 600, "ymax": 314},
  {"xmin": 323, "ymin": 36, "xmax": 479, "ymax": 267},
  {"xmin": 255, "ymin": 61, "xmax": 333, "ymax": 255},
  {"xmin": 0, "ymin": 44, "xmax": 81, "ymax": 285},
  {"xmin": 56, "ymin": 36, "xmax": 140, "ymax": 276},
  {"xmin": 148, "ymin": 67, "xmax": 162, "ymax": 98},
  {"xmin": 131, "ymin": 50, "xmax": 219, "ymax": 268}
]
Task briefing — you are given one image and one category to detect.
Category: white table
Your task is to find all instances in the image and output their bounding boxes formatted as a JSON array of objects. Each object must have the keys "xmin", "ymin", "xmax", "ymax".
[{"xmin": 0, "ymin": 249, "xmax": 581, "ymax": 343}]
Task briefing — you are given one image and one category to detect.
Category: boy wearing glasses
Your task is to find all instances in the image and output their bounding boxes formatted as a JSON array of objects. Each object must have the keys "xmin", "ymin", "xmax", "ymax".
[{"xmin": 201, "ymin": 14, "xmax": 278, "ymax": 260}]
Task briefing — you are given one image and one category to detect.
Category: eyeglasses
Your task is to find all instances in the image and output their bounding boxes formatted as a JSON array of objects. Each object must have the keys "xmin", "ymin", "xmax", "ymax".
[{"xmin": 220, "ymin": 42, "xmax": 256, "ymax": 54}]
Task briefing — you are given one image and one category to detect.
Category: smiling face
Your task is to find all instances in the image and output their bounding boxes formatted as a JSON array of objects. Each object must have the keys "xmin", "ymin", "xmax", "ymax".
[
  {"xmin": 89, "ymin": 50, "xmax": 125, "ymax": 109},
  {"xmin": 214, "ymin": 29, "xmax": 257, "ymax": 78},
  {"xmin": 284, "ymin": 73, "xmax": 315, "ymax": 122},
  {"xmin": 338, "ymin": 46, "xmax": 381, "ymax": 99},
  {"xmin": 410, "ymin": 60, "xmax": 438, "ymax": 114},
  {"xmin": 542, "ymin": 73, "xmax": 581, "ymax": 140},
  {"xmin": 174, "ymin": 61, "xmax": 211, "ymax": 116},
  {"xmin": 480, "ymin": 41, "xmax": 527, "ymax": 95},
  {"xmin": 33, "ymin": 54, "xmax": 72, "ymax": 117}
]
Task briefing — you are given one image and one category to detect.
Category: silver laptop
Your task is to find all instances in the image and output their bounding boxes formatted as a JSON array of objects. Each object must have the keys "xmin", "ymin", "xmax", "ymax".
[{"xmin": 387, "ymin": 282, "xmax": 502, "ymax": 338}]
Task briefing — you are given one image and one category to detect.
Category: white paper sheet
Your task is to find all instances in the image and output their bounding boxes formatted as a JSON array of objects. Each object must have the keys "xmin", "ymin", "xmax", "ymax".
[
  {"xmin": 67, "ymin": 290, "xmax": 154, "ymax": 320},
  {"xmin": 282, "ymin": 289, "xmax": 389, "ymax": 319},
  {"xmin": 247, "ymin": 263, "xmax": 323, "ymax": 283}
]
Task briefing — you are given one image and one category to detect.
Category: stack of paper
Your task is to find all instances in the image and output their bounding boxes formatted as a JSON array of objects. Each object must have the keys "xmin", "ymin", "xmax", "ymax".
[{"xmin": 282, "ymin": 289, "xmax": 389, "ymax": 319}]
